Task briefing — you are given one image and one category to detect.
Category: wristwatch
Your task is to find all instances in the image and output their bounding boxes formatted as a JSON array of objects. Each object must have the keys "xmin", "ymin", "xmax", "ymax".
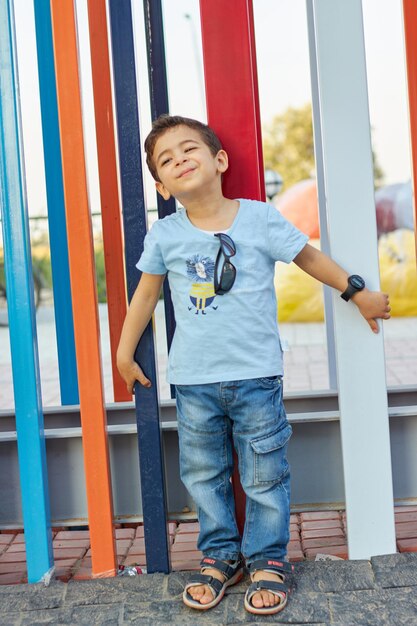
[{"xmin": 340, "ymin": 275, "xmax": 365, "ymax": 301}]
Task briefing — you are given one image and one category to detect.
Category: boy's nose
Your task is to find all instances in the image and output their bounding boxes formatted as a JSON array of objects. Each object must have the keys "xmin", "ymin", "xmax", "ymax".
[{"xmin": 175, "ymin": 155, "xmax": 188, "ymax": 166}]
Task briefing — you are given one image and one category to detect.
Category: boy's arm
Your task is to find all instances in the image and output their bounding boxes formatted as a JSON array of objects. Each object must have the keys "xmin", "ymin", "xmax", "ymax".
[
  {"xmin": 117, "ymin": 272, "xmax": 166, "ymax": 392},
  {"xmin": 293, "ymin": 243, "xmax": 391, "ymax": 333}
]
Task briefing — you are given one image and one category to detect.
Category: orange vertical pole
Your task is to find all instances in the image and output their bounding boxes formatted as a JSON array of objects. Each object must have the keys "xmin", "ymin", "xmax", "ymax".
[
  {"xmin": 49, "ymin": 0, "xmax": 117, "ymax": 576},
  {"xmin": 87, "ymin": 0, "xmax": 130, "ymax": 402},
  {"xmin": 403, "ymin": 0, "xmax": 417, "ymax": 260}
]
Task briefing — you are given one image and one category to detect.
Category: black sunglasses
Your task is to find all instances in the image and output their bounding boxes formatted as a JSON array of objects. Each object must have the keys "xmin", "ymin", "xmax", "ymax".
[{"xmin": 214, "ymin": 233, "xmax": 236, "ymax": 295}]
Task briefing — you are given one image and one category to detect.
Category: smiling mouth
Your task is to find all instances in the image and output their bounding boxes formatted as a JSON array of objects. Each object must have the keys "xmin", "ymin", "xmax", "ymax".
[{"xmin": 178, "ymin": 168, "xmax": 195, "ymax": 178}]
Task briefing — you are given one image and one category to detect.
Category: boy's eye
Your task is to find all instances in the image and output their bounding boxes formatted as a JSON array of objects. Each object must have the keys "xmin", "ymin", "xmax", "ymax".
[
  {"xmin": 184, "ymin": 146, "xmax": 196, "ymax": 153},
  {"xmin": 161, "ymin": 157, "xmax": 171, "ymax": 166}
]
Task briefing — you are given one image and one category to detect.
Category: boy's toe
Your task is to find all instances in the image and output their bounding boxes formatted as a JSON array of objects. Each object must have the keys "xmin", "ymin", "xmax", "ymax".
[
  {"xmin": 188, "ymin": 583, "xmax": 214, "ymax": 604},
  {"xmin": 251, "ymin": 592, "xmax": 264, "ymax": 607},
  {"xmin": 270, "ymin": 591, "xmax": 279, "ymax": 605},
  {"xmin": 200, "ymin": 586, "xmax": 214, "ymax": 604},
  {"xmin": 189, "ymin": 584, "xmax": 204, "ymax": 599},
  {"xmin": 263, "ymin": 590, "xmax": 274, "ymax": 606},
  {"xmin": 251, "ymin": 589, "xmax": 281, "ymax": 608}
]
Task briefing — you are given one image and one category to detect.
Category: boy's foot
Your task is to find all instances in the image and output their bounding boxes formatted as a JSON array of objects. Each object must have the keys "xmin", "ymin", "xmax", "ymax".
[
  {"xmin": 187, "ymin": 563, "xmax": 231, "ymax": 605},
  {"xmin": 183, "ymin": 557, "xmax": 244, "ymax": 610},
  {"xmin": 244, "ymin": 558, "xmax": 294, "ymax": 615},
  {"xmin": 250, "ymin": 570, "xmax": 284, "ymax": 608}
]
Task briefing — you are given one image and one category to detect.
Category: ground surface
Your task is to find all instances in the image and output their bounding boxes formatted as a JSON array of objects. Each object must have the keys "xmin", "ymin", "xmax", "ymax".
[{"xmin": 1, "ymin": 553, "xmax": 417, "ymax": 625}]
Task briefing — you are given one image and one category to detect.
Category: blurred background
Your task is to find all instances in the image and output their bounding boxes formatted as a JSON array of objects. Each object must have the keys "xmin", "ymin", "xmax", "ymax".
[{"xmin": 1, "ymin": 0, "xmax": 415, "ymax": 405}]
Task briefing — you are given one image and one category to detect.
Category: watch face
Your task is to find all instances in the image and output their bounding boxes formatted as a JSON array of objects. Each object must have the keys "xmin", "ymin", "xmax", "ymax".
[{"xmin": 349, "ymin": 275, "xmax": 365, "ymax": 289}]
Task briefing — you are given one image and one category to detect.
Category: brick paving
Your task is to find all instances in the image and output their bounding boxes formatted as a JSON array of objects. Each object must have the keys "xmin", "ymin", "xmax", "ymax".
[
  {"xmin": 1, "ymin": 506, "xmax": 417, "ymax": 586},
  {"xmin": 1, "ymin": 305, "xmax": 417, "ymax": 408},
  {"xmin": 281, "ymin": 318, "xmax": 417, "ymax": 392}
]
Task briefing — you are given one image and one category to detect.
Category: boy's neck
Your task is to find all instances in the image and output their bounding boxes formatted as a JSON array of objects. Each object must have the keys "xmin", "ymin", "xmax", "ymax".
[{"xmin": 181, "ymin": 192, "xmax": 239, "ymax": 231}]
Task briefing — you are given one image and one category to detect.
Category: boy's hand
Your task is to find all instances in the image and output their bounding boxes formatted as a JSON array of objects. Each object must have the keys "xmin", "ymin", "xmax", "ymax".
[
  {"xmin": 351, "ymin": 289, "xmax": 391, "ymax": 334},
  {"xmin": 117, "ymin": 358, "xmax": 152, "ymax": 394}
]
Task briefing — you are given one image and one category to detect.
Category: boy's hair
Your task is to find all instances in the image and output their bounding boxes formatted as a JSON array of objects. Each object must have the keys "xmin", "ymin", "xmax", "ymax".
[{"xmin": 144, "ymin": 114, "xmax": 222, "ymax": 181}]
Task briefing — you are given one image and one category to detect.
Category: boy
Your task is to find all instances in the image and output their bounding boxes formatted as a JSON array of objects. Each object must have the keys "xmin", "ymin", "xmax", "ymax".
[{"xmin": 117, "ymin": 115, "xmax": 390, "ymax": 615}]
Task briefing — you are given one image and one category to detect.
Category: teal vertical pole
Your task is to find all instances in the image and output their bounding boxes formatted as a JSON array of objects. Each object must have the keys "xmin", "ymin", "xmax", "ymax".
[
  {"xmin": 0, "ymin": 0, "xmax": 53, "ymax": 582},
  {"xmin": 33, "ymin": 0, "xmax": 79, "ymax": 405}
]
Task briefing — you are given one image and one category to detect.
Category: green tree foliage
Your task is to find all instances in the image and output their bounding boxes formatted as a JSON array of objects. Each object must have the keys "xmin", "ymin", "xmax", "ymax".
[
  {"xmin": 263, "ymin": 104, "xmax": 314, "ymax": 192},
  {"xmin": 263, "ymin": 103, "xmax": 384, "ymax": 192},
  {"xmin": 372, "ymin": 147, "xmax": 385, "ymax": 189},
  {"xmin": 94, "ymin": 245, "xmax": 107, "ymax": 303}
]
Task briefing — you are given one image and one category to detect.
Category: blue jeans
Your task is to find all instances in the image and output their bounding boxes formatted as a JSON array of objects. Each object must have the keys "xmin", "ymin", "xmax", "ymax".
[{"xmin": 175, "ymin": 376, "xmax": 292, "ymax": 566}]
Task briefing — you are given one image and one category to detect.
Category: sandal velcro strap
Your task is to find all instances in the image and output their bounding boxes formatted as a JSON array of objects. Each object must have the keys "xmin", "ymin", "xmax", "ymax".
[
  {"xmin": 247, "ymin": 580, "xmax": 288, "ymax": 596},
  {"xmin": 200, "ymin": 557, "xmax": 241, "ymax": 580},
  {"xmin": 186, "ymin": 573, "xmax": 224, "ymax": 594},
  {"xmin": 249, "ymin": 558, "xmax": 294, "ymax": 578}
]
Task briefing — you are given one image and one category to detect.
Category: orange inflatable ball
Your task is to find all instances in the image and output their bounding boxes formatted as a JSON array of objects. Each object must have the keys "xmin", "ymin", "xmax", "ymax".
[{"xmin": 276, "ymin": 179, "xmax": 319, "ymax": 238}]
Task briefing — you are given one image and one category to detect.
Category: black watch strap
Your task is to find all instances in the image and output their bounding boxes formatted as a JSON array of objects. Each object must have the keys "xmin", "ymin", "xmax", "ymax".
[
  {"xmin": 340, "ymin": 275, "xmax": 365, "ymax": 302},
  {"xmin": 341, "ymin": 286, "xmax": 357, "ymax": 302}
]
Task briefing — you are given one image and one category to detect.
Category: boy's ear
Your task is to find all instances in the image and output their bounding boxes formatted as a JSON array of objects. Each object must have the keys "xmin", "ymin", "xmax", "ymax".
[
  {"xmin": 216, "ymin": 149, "xmax": 229, "ymax": 174},
  {"xmin": 155, "ymin": 181, "xmax": 171, "ymax": 200}
]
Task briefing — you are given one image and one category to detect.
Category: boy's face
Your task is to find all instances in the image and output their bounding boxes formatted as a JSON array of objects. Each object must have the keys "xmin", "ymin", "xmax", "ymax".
[{"xmin": 152, "ymin": 125, "xmax": 228, "ymax": 201}]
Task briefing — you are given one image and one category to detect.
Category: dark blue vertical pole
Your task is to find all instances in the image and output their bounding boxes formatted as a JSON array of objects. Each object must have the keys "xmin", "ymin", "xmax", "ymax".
[
  {"xmin": 143, "ymin": 0, "xmax": 170, "ymax": 120},
  {"xmin": 108, "ymin": 0, "xmax": 170, "ymax": 573},
  {"xmin": 143, "ymin": 0, "xmax": 176, "ymax": 397},
  {"xmin": 33, "ymin": 0, "xmax": 79, "ymax": 406},
  {"xmin": 0, "ymin": 0, "xmax": 53, "ymax": 582}
]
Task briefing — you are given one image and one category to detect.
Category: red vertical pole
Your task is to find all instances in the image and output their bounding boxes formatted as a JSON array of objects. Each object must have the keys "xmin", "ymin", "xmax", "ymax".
[
  {"xmin": 50, "ymin": 0, "xmax": 117, "ymax": 577},
  {"xmin": 87, "ymin": 0, "xmax": 130, "ymax": 402},
  {"xmin": 199, "ymin": 0, "xmax": 264, "ymax": 533},
  {"xmin": 199, "ymin": 0, "xmax": 265, "ymax": 202},
  {"xmin": 403, "ymin": 0, "xmax": 417, "ymax": 261}
]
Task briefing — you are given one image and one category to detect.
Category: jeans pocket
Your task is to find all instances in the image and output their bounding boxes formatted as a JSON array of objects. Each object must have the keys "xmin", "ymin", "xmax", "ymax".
[
  {"xmin": 254, "ymin": 375, "xmax": 282, "ymax": 389},
  {"xmin": 250, "ymin": 422, "xmax": 292, "ymax": 484}
]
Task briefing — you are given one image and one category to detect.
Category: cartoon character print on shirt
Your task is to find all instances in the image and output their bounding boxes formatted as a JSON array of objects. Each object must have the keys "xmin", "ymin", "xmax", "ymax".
[{"xmin": 186, "ymin": 254, "xmax": 218, "ymax": 315}]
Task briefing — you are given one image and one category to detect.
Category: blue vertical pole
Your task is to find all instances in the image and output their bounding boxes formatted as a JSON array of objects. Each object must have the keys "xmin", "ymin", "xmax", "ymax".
[
  {"xmin": 33, "ymin": 0, "xmax": 79, "ymax": 406},
  {"xmin": 108, "ymin": 0, "xmax": 170, "ymax": 573},
  {"xmin": 0, "ymin": 0, "xmax": 53, "ymax": 583},
  {"xmin": 143, "ymin": 1, "xmax": 176, "ymax": 394}
]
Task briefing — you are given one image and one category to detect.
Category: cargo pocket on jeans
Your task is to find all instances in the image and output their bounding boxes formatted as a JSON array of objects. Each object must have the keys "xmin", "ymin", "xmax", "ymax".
[{"xmin": 250, "ymin": 422, "xmax": 292, "ymax": 484}]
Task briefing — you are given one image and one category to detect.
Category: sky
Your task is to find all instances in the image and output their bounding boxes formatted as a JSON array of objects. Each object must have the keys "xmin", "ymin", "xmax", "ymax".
[{"xmin": 10, "ymin": 0, "xmax": 412, "ymax": 218}]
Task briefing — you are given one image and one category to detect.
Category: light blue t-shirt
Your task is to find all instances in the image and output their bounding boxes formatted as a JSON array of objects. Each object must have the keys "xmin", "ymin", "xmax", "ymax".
[{"xmin": 137, "ymin": 198, "xmax": 308, "ymax": 385}]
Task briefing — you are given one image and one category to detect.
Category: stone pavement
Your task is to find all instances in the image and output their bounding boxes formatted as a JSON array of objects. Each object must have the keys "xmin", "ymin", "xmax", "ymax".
[{"xmin": 1, "ymin": 553, "xmax": 417, "ymax": 625}]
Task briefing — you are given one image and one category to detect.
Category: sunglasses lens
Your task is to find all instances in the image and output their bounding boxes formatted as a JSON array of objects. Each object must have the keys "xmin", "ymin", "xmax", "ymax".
[
  {"xmin": 220, "ymin": 262, "xmax": 236, "ymax": 291},
  {"xmin": 216, "ymin": 233, "xmax": 236, "ymax": 257},
  {"xmin": 214, "ymin": 234, "xmax": 237, "ymax": 294}
]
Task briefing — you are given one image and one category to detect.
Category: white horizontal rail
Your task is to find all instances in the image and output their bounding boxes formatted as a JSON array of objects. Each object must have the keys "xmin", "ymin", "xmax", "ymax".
[{"xmin": 1, "ymin": 406, "xmax": 416, "ymax": 442}]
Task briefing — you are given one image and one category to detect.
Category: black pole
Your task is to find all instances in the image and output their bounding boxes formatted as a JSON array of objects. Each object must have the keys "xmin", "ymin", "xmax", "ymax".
[
  {"xmin": 108, "ymin": 0, "xmax": 170, "ymax": 574},
  {"xmin": 143, "ymin": 0, "xmax": 176, "ymax": 398}
]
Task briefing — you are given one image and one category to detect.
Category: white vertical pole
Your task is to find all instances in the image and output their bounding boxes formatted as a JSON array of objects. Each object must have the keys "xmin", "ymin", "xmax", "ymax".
[
  {"xmin": 306, "ymin": 1, "xmax": 337, "ymax": 390},
  {"xmin": 310, "ymin": 0, "xmax": 396, "ymax": 558}
]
